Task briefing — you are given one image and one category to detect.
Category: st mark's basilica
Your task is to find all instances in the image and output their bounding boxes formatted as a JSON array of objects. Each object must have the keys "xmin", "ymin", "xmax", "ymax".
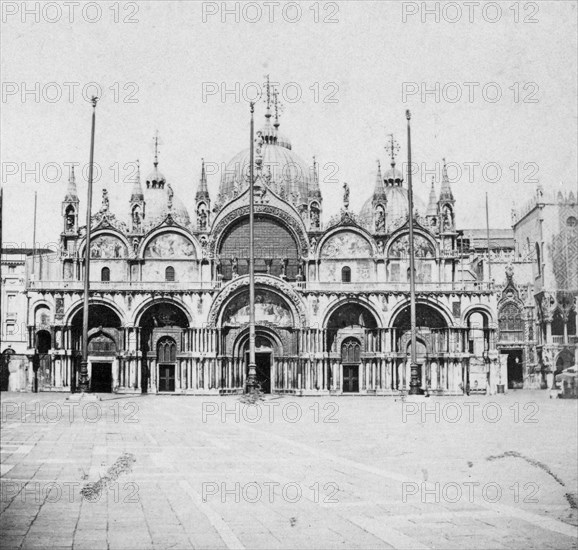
[{"xmin": 9, "ymin": 96, "xmax": 576, "ymax": 396}]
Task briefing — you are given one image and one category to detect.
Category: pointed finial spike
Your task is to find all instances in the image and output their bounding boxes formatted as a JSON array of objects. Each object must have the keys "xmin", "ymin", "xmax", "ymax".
[
  {"xmin": 264, "ymin": 74, "xmax": 272, "ymax": 116},
  {"xmin": 153, "ymin": 131, "xmax": 160, "ymax": 168}
]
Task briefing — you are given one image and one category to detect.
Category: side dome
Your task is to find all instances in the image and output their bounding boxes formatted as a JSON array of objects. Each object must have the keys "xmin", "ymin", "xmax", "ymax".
[
  {"xmin": 360, "ymin": 186, "xmax": 426, "ymax": 232},
  {"xmin": 144, "ymin": 182, "xmax": 191, "ymax": 228}
]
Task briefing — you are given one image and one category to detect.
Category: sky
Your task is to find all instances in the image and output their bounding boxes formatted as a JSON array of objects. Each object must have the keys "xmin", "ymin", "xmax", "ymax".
[{"xmin": 1, "ymin": 0, "xmax": 577, "ymax": 248}]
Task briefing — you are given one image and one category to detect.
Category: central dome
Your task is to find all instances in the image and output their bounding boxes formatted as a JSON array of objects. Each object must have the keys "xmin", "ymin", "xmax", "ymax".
[{"xmin": 219, "ymin": 115, "xmax": 312, "ymax": 203}]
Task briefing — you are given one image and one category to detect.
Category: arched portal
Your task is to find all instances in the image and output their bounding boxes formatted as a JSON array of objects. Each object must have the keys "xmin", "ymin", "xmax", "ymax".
[
  {"xmin": 556, "ymin": 349, "xmax": 575, "ymax": 373},
  {"xmin": 70, "ymin": 304, "xmax": 122, "ymax": 350},
  {"xmin": 391, "ymin": 303, "xmax": 449, "ymax": 391},
  {"xmin": 325, "ymin": 302, "xmax": 378, "ymax": 353},
  {"xmin": 138, "ymin": 301, "xmax": 189, "ymax": 393}
]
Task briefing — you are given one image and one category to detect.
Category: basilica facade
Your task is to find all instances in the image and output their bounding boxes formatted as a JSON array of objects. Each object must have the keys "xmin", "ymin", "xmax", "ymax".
[{"xmin": 22, "ymin": 107, "xmax": 505, "ymax": 395}]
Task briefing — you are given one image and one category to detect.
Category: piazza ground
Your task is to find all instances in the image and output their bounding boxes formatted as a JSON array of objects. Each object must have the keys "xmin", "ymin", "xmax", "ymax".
[{"xmin": 1, "ymin": 390, "xmax": 577, "ymax": 550}]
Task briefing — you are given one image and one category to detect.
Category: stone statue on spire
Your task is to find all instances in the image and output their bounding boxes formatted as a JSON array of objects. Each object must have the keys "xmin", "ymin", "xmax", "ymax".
[
  {"xmin": 343, "ymin": 182, "xmax": 350, "ymax": 209},
  {"xmin": 101, "ymin": 188, "xmax": 109, "ymax": 213}
]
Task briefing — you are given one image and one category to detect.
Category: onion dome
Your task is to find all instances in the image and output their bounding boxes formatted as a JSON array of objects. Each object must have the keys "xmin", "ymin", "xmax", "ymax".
[
  {"xmin": 360, "ymin": 163, "xmax": 426, "ymax": 231},
  {"xmin": 142, "ymin": 157, "xmax": 190, "ymax": 227},
  {"xmin": 146, "ymin": 163, "xmax": 166, "ymax": 189},
  {"xmin": 144, "ymin": 184, "xmax": 190, "ymax": 227},
  {"xmin": 384, "ymin": 164, "xmax": 404, "ymax": 185}
]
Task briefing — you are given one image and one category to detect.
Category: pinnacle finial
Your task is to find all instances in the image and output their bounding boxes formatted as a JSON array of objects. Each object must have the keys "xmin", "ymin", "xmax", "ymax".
[
  {"xmin": 386, "ymin": 133, "xmax": 400, "ymax": 168},
  {"xmin": 439, "ymin": 157, "xmax": 454, "ymax": 201},
  {"xmin": 66, "ymin": 164, "xmax": 78, "ymax": 200},
  {"xmin": 264, "ymin": 74, "xmax": 272, "ymax": 117},
  {"xmin": 153, "ymin": 131, "xmax": 160, "ymax": 168},
  {"xmin": 273, "ymin": 87, "xmax": 283, "ymax": 129},
  {"xmin": 311, "ymin": 155, "xmax": 319, "ymax": 187}
]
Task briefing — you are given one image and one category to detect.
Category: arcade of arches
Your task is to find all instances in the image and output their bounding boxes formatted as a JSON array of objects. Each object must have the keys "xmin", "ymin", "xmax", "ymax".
[{"xmin": 24, "ymin": 293, "xmax": 499, "ymax": 394}]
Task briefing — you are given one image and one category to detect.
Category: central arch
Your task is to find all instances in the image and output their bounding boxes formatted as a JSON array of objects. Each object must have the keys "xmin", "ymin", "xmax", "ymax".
[{"xmin": 233, "ymin": 328, "xmax": 284, "ymax": 394}]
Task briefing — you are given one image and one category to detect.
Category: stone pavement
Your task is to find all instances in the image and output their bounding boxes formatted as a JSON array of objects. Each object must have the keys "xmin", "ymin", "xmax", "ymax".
[{"xmin": 1, "ymin": 390, "xmax": 577, "ymax": 549}]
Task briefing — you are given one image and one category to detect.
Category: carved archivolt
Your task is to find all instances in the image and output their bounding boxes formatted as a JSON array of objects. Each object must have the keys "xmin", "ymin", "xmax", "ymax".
[{"xmin": 207, "ymin": 275, "xmax": 307, "ymax": 328}]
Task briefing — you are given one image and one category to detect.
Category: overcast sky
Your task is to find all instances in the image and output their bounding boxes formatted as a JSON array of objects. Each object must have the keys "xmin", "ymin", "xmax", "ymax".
[{"xmin": 2, "ymin": 0, "xmax": 577, "ymax": 247}]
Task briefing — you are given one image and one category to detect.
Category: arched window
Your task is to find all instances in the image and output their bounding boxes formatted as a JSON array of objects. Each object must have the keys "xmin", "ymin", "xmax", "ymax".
[
  {"xmin": 499, "ymin": 303, "xmax": 523, "ymax": 342},
  {"xmin": 552, "ymin": 309, "xmax": 564, "ymax": 336},
  {"xmin": 535, "ymin": 243, "xmax": 541, "ymax": 277},
  {"xmin": 341, "ymin": 338, "xmax": 361, "ymax": 364},
  {"xmin": 341, "ymin": 266, "xmax": 351, "ymax": 283},
  {"xmin": 101, "ymin": 267, "xmax": 110, "ymax": 282},
  {"xmin": 467, "ymin": 311, "xmax": 488, "ymax": 356},
  {"xmin": 165, "ymin": 266, "xmax": 175, "ymax": 282},
  {"xmin": 157, "ymin": 337, "xmax": 176, "ymax": 363}
]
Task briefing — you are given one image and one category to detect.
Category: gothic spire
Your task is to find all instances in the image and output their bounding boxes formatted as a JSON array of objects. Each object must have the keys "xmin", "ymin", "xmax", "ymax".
[
  {"xmin": 373, "ymin": 159, "xmax": 386, "ymax": 201},
  {"xmin": 426, "ymin": 176, "xmax": 438, "ymax": 216},
  {"xmin": 439, "ymin": 158, "xmax": 454, "ymax": 201},
  {"xmin": 131, "ymin": 160, "xmax": 144, "ymax": 201},
  {"xmin": 309, "ymin": 155, "xmax": 322, "ymax": 198},
  {"xmin": 64, "ymin": 165, "xmax": 79, "ymax": 201},
  {"xmin": 196, "ymin": 158, "xmax": 210, "ymax": 201}
]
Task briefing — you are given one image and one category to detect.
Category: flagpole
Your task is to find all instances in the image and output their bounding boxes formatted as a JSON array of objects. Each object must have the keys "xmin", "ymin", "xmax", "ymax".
[
  {"xmin": 485, "ymin": 192, "xmax": 492, "ymax": 287},
  {"xmin": 246, "ymin": 101, "xmax": 257, "ymax": 392},
  {"xmin": 406, "ymin": 110, "xmax": 420, "ymax": 395},
  {"xmin": 79, "ymin": 97, "xmax": 98, "ymax": 393}
]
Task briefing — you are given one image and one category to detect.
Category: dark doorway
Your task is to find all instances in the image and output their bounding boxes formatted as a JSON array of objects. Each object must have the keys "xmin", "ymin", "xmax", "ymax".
[
  {"xmin": 506, "ymin": 350, "xmax": 523, "ymax": 389},
  {"xmin": 0, "ymin": 350, "xmax": 14, "ymax": 391},
  {"xmin": 255, "ymin": 353, "xmax": 271, "ymax": 393},
  {"xmin": 343, "ymin": 365, "xmax": 359, "ymax": 393},
  {"xmin": 91, "ymin": 362, "xmax": 112, "ymax": 392},
  {"xmin": 36, "ymin": 330, "xmax": 52, "ymax": 392},
  {"xmin": 341, "ymin": 337, "xmax": 361, "ymax": 393},
  {"xmin": 159, "ymin": 364, "xmax": 175, "ymax": 392},
  {"xmin": 139, "ymin": 303, "xmax": 189, "ymax": 393}
]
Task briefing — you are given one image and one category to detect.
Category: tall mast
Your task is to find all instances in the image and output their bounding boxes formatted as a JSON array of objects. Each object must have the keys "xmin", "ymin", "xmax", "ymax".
[
  {"xmin": 246, "ymin": 102, "xmax": 257, "ymax": 391},
  {"xmin": 31, "ymin": 191, "xmax": 37, "ymax": 277},
  {"xmin": 485, "ymin": 192, "xmax": 492, "ymax": 285},
  {"xmin": 406, "ymin": 110, "xmax": 420, "ymax": 395},
  {"xmin": 79, "ymin": 97, "xmax": 98, "ymax": 393}
]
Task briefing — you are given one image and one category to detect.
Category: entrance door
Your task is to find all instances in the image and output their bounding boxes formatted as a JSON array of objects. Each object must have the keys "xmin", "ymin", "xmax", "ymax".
[
  {"xmin": 255, "ymin": 353, "xmax": 271, "ymax": 393},
  {"xmin": 506, "ymin": 350, "xmax": 523, "ymax": 389},
  {"xmin": 159, "ymin": 364, "xmax": 175, "ymax": 392},
  {"xmin": 341, "ymin": 337, "xmax": 361, "ymax": 392},
  {"xmin": 343, "ymin": 365, "xmax": 359, "ymax": 392},
  {"xmin": 91, "ymin": 362, "xmax": 112, "ymax": 392}
]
